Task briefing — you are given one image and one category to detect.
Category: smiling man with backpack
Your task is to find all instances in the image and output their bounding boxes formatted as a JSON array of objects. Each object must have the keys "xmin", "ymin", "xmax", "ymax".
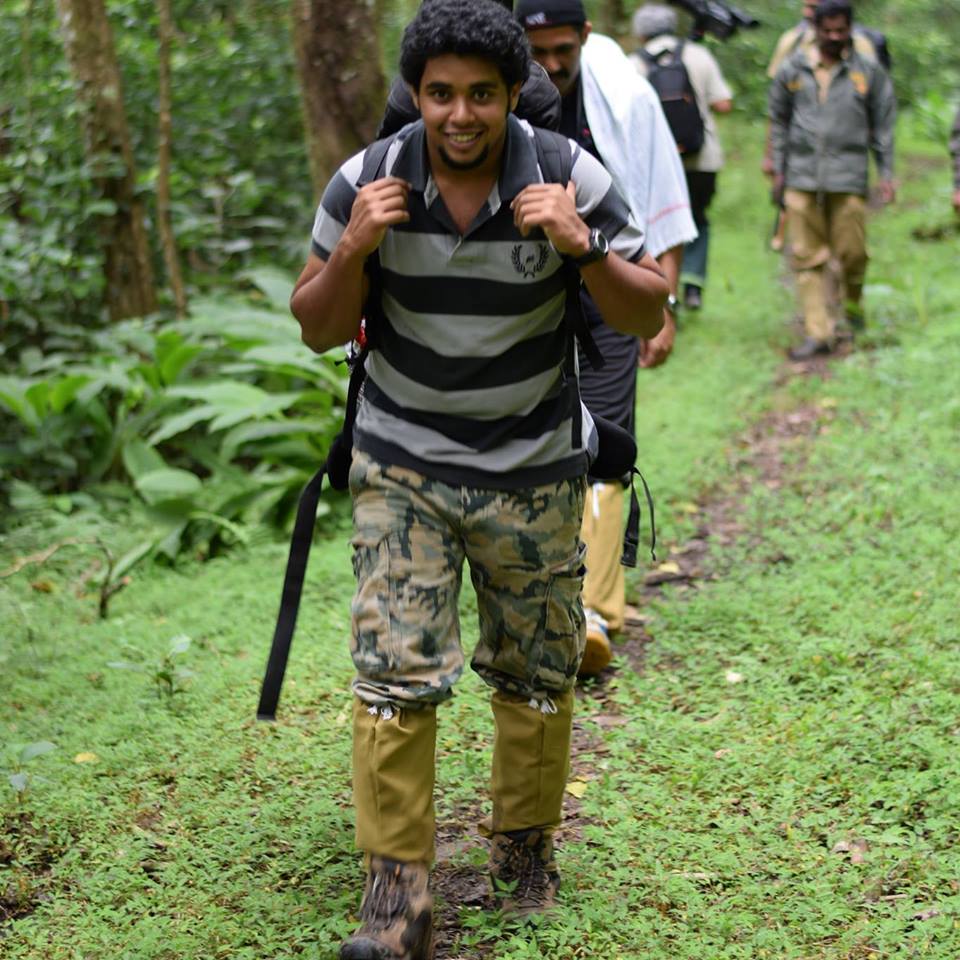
[
  {"xmin": 631, "ymin": 3, "xmax": 734, "ymax": 311},
  {"xmin": 289, "ymin": 1, "xmax": 668, "ymax": 955}
]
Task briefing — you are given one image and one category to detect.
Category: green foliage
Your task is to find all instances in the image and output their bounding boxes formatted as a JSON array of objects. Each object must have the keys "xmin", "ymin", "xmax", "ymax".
[
  {"xmin": 2, "ymin": 123, "xmax": 958, "ymax": 958},
  {"xmin": 0, "ymin": 268, "xmax": 345, "ymax": 564},
  {"xmin": 3, "ymin": 741, "xmax": 56, "ymax": 798},
  {"xmin": 0, "ymin": 0, "xmax": 311, "ymax": 334},
  {"xmin": 107, "ymin": 634, "xmax": 195, "ymax": 702}
]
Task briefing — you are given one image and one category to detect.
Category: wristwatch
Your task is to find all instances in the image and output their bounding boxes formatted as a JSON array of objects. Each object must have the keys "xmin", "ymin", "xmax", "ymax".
[
  {"xmin": 665, "ymin": 294, "xmax": 679, "ymax": 316},
  {"xmin": 573, "ymin": 228, "xmax": 610, "ymax": 268}
]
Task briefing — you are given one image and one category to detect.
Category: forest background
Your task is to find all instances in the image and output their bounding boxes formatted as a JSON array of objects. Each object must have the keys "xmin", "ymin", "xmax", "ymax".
[
  {"xmin": 3, "ymin": 1, "xmax": 960, "ymax": 958},
  {"xmin": 1, "ymin": 0, "xmax": 958, "ymax": 562}
]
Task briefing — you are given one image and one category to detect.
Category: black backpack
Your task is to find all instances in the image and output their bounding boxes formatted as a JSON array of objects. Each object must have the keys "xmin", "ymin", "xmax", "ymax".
[
  {"xmin": 640, "ymin": 41, "xmax": 705, "ymax": 156},
  {"xmin": 256, "ymin": 124, "xmax": 655, "ymax": 720}
]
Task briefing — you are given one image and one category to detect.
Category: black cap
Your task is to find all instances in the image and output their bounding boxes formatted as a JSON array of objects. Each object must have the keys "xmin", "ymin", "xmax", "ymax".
[{"xmin": 515, "ymin": 0, "xmax": 587, "ymax": 29}]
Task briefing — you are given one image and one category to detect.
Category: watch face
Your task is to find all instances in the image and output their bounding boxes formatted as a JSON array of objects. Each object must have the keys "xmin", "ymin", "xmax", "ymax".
[{"xmin": 595, "ymin": 230, "xmax": 610, "ymax": 255}]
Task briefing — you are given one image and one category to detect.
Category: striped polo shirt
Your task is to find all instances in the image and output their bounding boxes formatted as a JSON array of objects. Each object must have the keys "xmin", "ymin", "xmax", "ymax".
[{"xmin": 311, "ymin": 115, "xmax": 645, "ymax": 489}]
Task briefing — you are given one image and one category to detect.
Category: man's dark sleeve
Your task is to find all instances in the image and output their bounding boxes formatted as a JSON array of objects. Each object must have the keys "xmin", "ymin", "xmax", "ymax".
[
  {"xmin": 867, "ymin": 64, "xmax": 895, "ymax": 181},
  {"xmin": 768, "ymin": 66, "xmax": 793, "ymax": 178},
  {"xmin": 950, "ymin": 105, "xmax": 960, "ymax": 191}
]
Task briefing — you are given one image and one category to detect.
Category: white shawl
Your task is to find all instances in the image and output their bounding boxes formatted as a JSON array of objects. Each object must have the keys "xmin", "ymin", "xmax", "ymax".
[{"xmin": 580, "ymin": 33, "xmax": 697, "ymax": 259}]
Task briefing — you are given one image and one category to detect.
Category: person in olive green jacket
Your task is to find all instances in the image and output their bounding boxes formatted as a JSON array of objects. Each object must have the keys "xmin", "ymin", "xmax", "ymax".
[
  {"xmin": 769, "ymin": 0, "xmax": 895, "ymax": 360},
  {"xmin": 950, "ymin": 104, "xmax": 960, "ymax": 216}
]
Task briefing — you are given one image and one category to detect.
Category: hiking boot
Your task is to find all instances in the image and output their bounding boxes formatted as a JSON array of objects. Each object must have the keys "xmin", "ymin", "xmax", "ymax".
[
  {"xmin": 489, "ymin": 828, "xmax": 561, "ymax": 917},
  {"xmin": 683, "ymin": 284, "xmax": 703, "ymax": 310},
  {"xmin": 788, "ymin": 337, "xmax": 833, "ymax": 362},
  {"xmin": 578, "ymin": 607, "xmax": 611, "ymax": 677},
  {"xmin": 340, "ymin": 857, "xmax": 433, "ymax": 960}
]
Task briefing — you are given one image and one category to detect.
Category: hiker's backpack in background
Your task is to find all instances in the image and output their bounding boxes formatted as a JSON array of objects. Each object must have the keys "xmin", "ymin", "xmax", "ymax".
[{"xmin": 640, "ymin": 41, "xmax": 705, "ymax": 155}]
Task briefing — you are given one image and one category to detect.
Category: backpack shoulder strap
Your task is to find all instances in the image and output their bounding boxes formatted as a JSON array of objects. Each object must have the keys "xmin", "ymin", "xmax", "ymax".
[
  {"xmin": 531, "ymin": 126, "xmax": 573, "ymax": 185},
  {"xmin": 355, "ymin": 131, "xmax": 405, "ymax": 346},
  {"xmin": 530, "ymin": 127, "xmax": 604, "ymax": 372},
  {"xmin": 357, "ymin": 134, "xmax": 396, "ymax": 187}
]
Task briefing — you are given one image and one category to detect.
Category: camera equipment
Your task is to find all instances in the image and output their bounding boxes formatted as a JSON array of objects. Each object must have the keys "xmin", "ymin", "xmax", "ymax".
[{"xmin": 669, "ymin": 0, "xmax": 759, "ymax": 41}]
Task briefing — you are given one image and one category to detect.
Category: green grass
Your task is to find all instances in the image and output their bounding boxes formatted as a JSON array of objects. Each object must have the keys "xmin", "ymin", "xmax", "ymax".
[{"xmin": 3, "ymin": 121, "xmax": 960, "ymax": 958}]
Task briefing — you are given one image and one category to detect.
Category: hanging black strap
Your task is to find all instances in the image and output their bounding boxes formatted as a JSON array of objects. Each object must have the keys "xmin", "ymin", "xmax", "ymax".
[
  {"xmin": 620, "ymin": 467, "xmax": 657, "ymax": 569},
  {"xmin": 257, "ymin": 352, "xmax": 369, "ymax": 721},
  {"xmin": 256, "ymin": 132, "xmax": 408, "ymax": 721},
  {"xmin": 256, "ymin": 465, "xmax": 326, "ymax": 721}
]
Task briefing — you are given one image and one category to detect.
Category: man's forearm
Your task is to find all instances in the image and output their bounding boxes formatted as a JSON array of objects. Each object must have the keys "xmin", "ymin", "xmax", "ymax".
[
  {"xmin": 657, "ymin": 245, "xmax": 682, "ymax": 296},
  {"xmin": 580, "ymin": 252, "xmax": 668, "ymax": 338},
  {"xmin": 290, "ymin": 246, "xmax": 367, "ymax": 354}
]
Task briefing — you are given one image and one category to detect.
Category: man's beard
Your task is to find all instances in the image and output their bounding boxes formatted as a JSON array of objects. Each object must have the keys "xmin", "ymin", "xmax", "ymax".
[
  {"xmin": 438, "ymin": 143, "xmax": 491, "ymax": 171},
  {"xmin": 820, "ymin": 39, "xmax": 845, "ymax": 58}
]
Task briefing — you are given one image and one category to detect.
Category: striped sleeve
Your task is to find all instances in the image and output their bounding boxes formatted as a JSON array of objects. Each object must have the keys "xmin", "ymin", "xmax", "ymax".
[
  {"xmin": 310, "ymin": 150, "xmax": 365, "ymax": 259},
  {"xmin": 568, "ymin": 142, "xmax": 646, "ymax": 262}
]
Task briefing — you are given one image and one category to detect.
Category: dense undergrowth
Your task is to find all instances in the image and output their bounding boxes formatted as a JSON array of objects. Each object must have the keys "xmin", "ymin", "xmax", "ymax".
[{"xmin": 2, "ymin": 124, "xmax": 959, "ymax": 958}]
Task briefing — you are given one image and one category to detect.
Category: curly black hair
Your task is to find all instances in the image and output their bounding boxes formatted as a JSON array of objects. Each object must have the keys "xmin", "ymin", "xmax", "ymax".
[
  {"xmin": 400, "ymin": 0, "xmax": 530, "ymax": 92},
  {"xmin": 814, "ymin": 0, "xmax": 853, "ymax": 25}
]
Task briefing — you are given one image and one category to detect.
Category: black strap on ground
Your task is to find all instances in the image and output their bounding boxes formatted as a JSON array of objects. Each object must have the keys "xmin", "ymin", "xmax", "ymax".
[{"xmin": 620, "ymin": 467, "xmax": 657, "ymax": 569}]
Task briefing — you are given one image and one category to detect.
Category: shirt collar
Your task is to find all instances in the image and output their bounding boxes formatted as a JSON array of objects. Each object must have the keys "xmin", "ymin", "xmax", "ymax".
[{"xmin": 806, "ymin": 44, "xmax": 851, "ymax": 70}]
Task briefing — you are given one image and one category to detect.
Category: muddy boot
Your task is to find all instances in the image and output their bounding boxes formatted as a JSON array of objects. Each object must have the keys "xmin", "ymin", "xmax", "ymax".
[
  {"xmin": 340, "ymin": 857, "xmax": 434, "ymax": 960},
  {"xmin": 489, "ymin": 828, "xmax": 561, "ymax": 917}
]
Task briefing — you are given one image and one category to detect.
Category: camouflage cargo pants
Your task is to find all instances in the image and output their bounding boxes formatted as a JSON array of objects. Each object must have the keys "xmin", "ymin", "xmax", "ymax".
[{"xmin": 348, "ymin": 450, "xmax": 587, "ymax": 707}]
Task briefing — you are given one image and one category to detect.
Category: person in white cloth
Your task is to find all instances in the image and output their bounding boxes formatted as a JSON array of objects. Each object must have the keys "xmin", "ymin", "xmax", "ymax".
[
  {"xmin": 631, "ymin": 3, "xmax": 734, "ymax": 311},
  {"xmin": 517, "ymin": 0, "xmax": 697, "ymax": 675}
]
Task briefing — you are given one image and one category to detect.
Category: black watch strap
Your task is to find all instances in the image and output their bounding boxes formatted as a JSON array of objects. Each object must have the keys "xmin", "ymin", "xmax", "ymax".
[{"xmin": 573, "ymin": 228, "xmax": 609, "ymax": 268}]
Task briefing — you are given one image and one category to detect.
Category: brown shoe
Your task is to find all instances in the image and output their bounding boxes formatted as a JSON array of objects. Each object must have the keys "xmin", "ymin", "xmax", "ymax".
[
  {"xmin": 340, "ymin": 857, "xmax": 434, "ymax": 960},
  {"xmin": 578, "ymin": 608, "xmax": 612, "ymax": 677},
  {"xmin": 489, "ymin": 828, "xmax": 561, "ymax": 917},
  {"xmin": 788, "ymin": 337, "xmax": 833, "ymax": 362}
]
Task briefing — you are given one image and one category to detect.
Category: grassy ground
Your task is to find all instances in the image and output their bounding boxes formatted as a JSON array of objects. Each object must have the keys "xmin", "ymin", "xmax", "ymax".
[{"xmin": 2, "ymin": 123, "xmax": 959, "ymax": 958}]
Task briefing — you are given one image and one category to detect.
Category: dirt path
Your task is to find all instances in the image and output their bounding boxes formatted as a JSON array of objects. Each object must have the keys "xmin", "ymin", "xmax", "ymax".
[{"xmin": 429, "ymin": 352, "xmax": 838, "ymax": 958}]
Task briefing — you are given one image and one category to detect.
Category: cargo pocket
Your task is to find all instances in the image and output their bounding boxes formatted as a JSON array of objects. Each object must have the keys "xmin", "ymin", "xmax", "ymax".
[
  {"xmin": 350, "ymin": 530, "xmax": 404, "ymax": 679},
  {"xmin": 528, "ymin": 541, "xmax": 587, "ymax": 691}
]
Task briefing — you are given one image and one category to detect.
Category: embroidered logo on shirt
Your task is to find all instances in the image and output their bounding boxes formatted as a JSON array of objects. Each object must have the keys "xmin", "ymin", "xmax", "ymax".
[
  {"xmin": 849, "ymin": 70, "xmax": 868, "ymax": 96},
  {"xmin": 511, "ymin": 243, "xmax": 550, "ymax": 279}
]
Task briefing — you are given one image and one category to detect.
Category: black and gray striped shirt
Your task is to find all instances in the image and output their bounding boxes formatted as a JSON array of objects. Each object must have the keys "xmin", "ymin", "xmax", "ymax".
[{"xmin": 311, "ymin": 116, "xmax": 645, "ymax": 489}]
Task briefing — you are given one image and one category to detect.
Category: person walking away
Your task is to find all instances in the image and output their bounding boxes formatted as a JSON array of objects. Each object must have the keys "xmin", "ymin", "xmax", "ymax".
[
  {"xmin": 769, "ymin": 0, "xmax": 895, "ymax": 361},
  {"xmin": 631, "ymin": 3, "xmax": 733, "ymax": 311},
  {"xmin": 517, "ymin": 0, "xmax": 697, "ymax": 676},
  {"xmin": 290, "ymin": 2, "xmax": 669, "ymax": 955}
]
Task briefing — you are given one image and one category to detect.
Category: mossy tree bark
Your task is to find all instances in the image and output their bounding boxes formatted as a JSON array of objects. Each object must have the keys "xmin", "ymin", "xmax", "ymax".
[
  {"xmin": 291, "ymin": 0, "xmax": 387, "ymax": 197},
  {"xmin": 156, "ymin": 0, "xmax": 187, "ymax": 317},
  {"xmin": 56, "ymin": 0, "xmax": 157, "ymax": 320}
]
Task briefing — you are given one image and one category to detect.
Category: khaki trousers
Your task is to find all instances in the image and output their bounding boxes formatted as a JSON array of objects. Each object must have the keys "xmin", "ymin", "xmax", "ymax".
[
  {"xmin": 352, "ymin": 690, "xmax": 574, "ymax": 864},
  {"xmin": 785, "ymin": 189, "xmax": 868, "ymax": 342},
  {"xmin": 580, "ymin": 482, "xmax": 626, "ymax": 632}
]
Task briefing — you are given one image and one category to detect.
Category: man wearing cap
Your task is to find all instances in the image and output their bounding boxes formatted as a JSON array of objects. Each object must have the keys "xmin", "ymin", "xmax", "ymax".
[
  {"xmin": 769, "ymin": 0, "xmax": 895, "ymax": 361},
  {"xmin": 631, "ymin": 3, "xmax": 734, "ymax": 311},
  {"xmin": 516, "ymin": 0, "xmax": 697, "ymax": 677}
]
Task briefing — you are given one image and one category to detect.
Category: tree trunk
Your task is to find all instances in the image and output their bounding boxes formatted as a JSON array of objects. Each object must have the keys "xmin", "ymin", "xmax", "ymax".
[
  {"xmin": 291, "ymin": 0, "xmax": 386, "ymax": 196},
  {"xmin": 56, "ymin": 0, "xmax": 157, "ymax": 320},
  {"xmin": 156, "ymin": 0, "xmax": 187, "ymax": 317}
]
